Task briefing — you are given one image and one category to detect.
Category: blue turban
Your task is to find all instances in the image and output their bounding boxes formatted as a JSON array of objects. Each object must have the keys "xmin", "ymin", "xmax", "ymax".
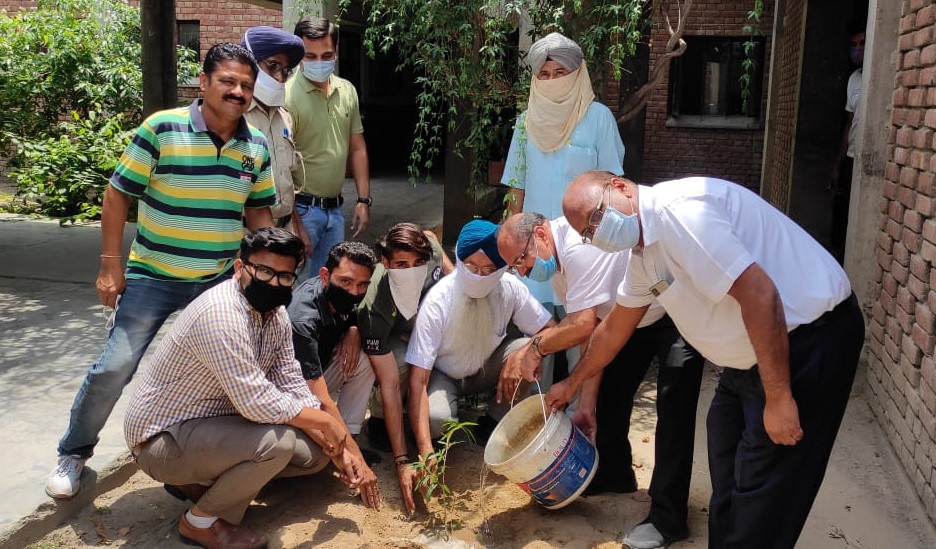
[
  {"xmin": 456, "ymin": 220, "xmax": 506, "ymax": 268},
  {"xmin": 242, "ymin": 26, "xmax": 305, "ymax": 69}
]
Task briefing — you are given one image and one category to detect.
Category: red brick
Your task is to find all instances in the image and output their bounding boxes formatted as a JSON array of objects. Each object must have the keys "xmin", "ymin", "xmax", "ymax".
[
  {"xmin": 919, "ymin": 171, "xmax": 936, "ymax": 197},
  {"xmin": 925, "ymin": 109, "xmax": 936, "ymax": 130},
  {"xmin": 895, "ymin": 256, "xmax": 911, "ymax": 283},
  {"xmin": 915, "ymin": 27, "xmax": 934, "ymax": 48},
  {"xmin": 913, "ymin": 324, "xmax": 936, "ymax": 355},
  {"xmin": 900, "ymin": 167, "xmax": 919, "ymax": 190},
  {"xmin": 894, "ymin": 108, "xmax": 909, "ymax": 126},
  {"xmin": 901, "ymin": 69, "xmax": 921, "ymax": 88},
  {"xmin": 912, "ymin": 253, "xmax": 931, "ymax": 280},
  {"xmin": 900, "ymin": 32, "xmax": 917, "ymax": 52},
  {"xmin": 906, "ymin": 229, "xmax": 923, "ymax": 254},
  {"xmin": 896, "ymin": 242, "xmax": 912, "ymax": 268},
  {"xmin": 917, "ymin": 301, "xmax": 936, "ymax": 334},
  {"xmin": 915, "ymin": 128, "xmax": 934, "ymax": 149},
  {"xmin": 880, "ymin": 232, "xmax": 896, "ymax": 254},
  {"xmin": 912, "ymin": 150, "xmax": 930, "ymax": 170},
  {"xmin": 896, "ymin": 146, "xmax": 911, "ymax": 165},
  {"xmin": 916, "ymin": 4, "xmax": 936, "ymax": 28},
  {"xmin": 910, "ymin": 272, "xmax": 929, "ymax": 300},
  {"xmin": 909, "ymin": 89, "xmax": 927, "ymax": 108},
  {"xmin": 898, "ymin": 127, "xmax": 915, "ymax": 147},
  {"xmin": 895, "ymin": 88, "xmax": 910, "ymax": 107},
  {"xmin": 923, "ymin": 240, "xmax": 936, "ymax": 263},
  {"xmin": 884, "ymin": 272, "xmax": 899, "ymax": 297},
  {"xmin": 922, "ymin": 67, "xmax": 936, "ymax": 87},
  {"xmin": 905, "ymin": 209, "xmax": 924, "ymax": 233},
  {"xmin": 905, "ymin": 49, "xmax": 922, "ymax": 68},
  {"xmin": 924, "ymin": 219, "xmax": 936, "ymax": 245},
  {"xmin": 898, "ymin": 305, "xmax": 914, "ymax": 333},
  {"xmin": 908, "ymin": 109, "xmax": 924, "ymax": 128},
  {"xmin": 901, "ymin": 14, "xmax": 918, "ymax": 34},
  {"xmin": 929, "ymin": 88, "xmax": 936, "ymax": 107},
  {"xmin": 916, "ymin": 194, "xmax": 936, "ymax": 217}
]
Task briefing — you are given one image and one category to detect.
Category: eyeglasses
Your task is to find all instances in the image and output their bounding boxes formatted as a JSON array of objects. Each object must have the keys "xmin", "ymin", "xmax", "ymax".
[
  {"xmin": 261, "ymin": 59, "xmax": 294, "ymax": 79},
  {"xmin": 508, "ymin": 232, "xmax": 536, "ymax": 274},
  {"xmin": 244, "ymin": 260, "xmax": 298, "ymax": 287},
  {"xmin": 463, "ymin": 262, "xmax": 499, "ymax": 276},
  {"xmin": 581, "ymin": 185, "xmax": 610, "ymax": 244}
]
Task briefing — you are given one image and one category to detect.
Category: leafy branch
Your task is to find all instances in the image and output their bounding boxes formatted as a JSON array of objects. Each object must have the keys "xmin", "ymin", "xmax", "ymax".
[
  {"xmin": 740, "ymin": 0, "xmax": 765, "ymax": 114},
  {"xmin": 411, "ymin": 419, "xmax": 477, "ymax": 537}
]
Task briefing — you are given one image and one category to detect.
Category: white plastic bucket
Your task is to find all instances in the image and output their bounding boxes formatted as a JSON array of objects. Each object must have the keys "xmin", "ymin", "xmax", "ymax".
[{"xmin": 483, "ymin": 395, "xmax": 598, "ymax": 509}]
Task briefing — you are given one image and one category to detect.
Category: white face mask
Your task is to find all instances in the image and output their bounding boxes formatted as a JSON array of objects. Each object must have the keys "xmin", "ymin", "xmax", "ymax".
[
  {"xmin": 253, "ymin": 68, "xmax": 286, "ymax": 107},
  {"xmin": 387, "ymin": 264, "xmax": 428, "ymax": 320},
  {"xmin": 303, "ymin": 60, "xmax": 335, "ymax": 83},
  {"xmin": 455, "ymin": 260, "xmax": 505, "ymax": 299}
]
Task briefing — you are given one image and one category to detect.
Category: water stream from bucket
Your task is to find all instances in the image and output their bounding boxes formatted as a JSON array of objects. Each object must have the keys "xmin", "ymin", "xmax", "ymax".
[{"xmin": 478, "ymin": 381, "xmax": 549, "ymax": 540}]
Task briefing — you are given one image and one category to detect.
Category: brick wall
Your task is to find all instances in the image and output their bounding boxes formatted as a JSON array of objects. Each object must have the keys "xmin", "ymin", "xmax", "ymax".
[
  {"xmin": 759, "ymin": 0, "xmax": 804, "ymax": 209},
  {"xmin": 0, "ymin": 0, "xmax": 33, "ymax": 13},
  {"xmin": 639, "ymin": 0, "xmax": 772, "ymax": 190},
  {"xmin": 175, "ymin": 1, "xmax": 283, "ymax": 62},
  {"xmin": 867, "ymin": 0, "xmax": 936, "ymax": 524}
]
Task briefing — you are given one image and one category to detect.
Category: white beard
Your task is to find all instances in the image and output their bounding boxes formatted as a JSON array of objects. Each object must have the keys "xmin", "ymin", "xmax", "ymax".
[{"xmin": 447, "ymin": 285, "xmax": 500, "ymax": 378}]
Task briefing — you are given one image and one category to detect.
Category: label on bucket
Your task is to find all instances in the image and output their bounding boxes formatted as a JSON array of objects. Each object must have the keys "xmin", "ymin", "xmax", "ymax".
[{"xmin": 517, "ymin": 426, "xmax": 597, "ymax": 508}]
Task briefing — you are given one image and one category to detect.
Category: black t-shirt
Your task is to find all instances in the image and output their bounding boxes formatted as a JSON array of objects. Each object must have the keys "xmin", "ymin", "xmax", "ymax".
[{"xmin": 286, "ymin": 277, "xmax": 357, "ymax": 380}]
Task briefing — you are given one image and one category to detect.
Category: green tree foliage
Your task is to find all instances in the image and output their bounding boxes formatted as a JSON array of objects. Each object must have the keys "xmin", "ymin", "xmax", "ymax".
[
  {"xmin": 0, "ymin": 0, "xmax": 199, "ymax": 222},
  {"xmin": 352, "ymin": 0, "xmax": 651, "ymax": 187}
]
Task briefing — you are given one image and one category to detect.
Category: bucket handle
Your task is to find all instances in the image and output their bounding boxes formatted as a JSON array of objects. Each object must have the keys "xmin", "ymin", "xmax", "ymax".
[{"xmin": 510, "ymin": 379, "xmax": 550, "ymax": 429}]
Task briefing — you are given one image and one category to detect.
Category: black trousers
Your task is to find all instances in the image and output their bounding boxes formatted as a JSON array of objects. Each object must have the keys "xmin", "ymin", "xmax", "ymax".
[
  {"xmin": 594, "ymin": 314, "xmax": 704, "ymax": 540},
  {"xmin": 706, "ymin": 294, "xmax": 864, "ymax": 549}
]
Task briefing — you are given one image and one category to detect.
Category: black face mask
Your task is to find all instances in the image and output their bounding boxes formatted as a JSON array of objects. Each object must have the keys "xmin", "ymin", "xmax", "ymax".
[
  {"xmin": 325, "ymin": 281, "xmax": 365, "ymax": 314},
  {"xmin": 242, "ymin": 277, "xmax": 292, "ymax": 313}
]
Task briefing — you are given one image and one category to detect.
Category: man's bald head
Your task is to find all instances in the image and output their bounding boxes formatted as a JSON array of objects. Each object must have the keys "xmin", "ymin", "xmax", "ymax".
[
  {"xmin": 563, "ymin": 170, "xmax": 619, "ymax": 232},
  {"xmin": 497, "ymin": 212, "xmax": 546, "ymax": 267}
]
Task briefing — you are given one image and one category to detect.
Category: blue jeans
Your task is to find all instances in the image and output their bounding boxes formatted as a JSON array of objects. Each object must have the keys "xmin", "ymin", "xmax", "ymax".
[
  {"xmin": 57, "ymin": 275, "xmax": 229, "ymax": 458},
  {"xmin": 295, "ymin": 204, "xmax": 344, "ymax": 280}
]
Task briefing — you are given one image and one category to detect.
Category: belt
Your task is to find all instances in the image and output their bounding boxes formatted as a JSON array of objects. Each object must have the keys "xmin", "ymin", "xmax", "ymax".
[
  {"xmin": 296, "ymin": 193, "xmax": 343, "ymax": 209},
  {"xmin": 791, "ymin": 292, "xmax": 857, "ymax": 334}
]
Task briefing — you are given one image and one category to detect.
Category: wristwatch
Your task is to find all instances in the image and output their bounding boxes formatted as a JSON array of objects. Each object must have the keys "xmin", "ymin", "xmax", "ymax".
[
  {"xmin": 531, "ymin": 335, "xmax": 549, "ymax": 358},
  {"xmin": 356, "ymin": 196, "xmax": 373, "ymax": 207}
]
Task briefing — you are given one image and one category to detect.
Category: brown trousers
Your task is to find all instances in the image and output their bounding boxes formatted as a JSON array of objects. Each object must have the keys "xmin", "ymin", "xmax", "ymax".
[{"xmin": 136, "ymin": 415, "xmax": 330, "ymax": 524}]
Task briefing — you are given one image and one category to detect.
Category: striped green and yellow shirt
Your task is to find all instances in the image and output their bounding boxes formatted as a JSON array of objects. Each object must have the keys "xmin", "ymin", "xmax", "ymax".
[{"xmin": 111, "ymin": 99, "xmax": 276, "ymax": 281}]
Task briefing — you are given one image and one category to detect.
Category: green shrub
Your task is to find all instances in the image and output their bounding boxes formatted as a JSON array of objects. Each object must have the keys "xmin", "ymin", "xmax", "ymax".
[
  {"xmin": 0, "ymin": 0, "xmax": 199, "ymax": 221},
  {"xmin": 7, "ymin": 109, "xmax": 131, "ymax": 222}
]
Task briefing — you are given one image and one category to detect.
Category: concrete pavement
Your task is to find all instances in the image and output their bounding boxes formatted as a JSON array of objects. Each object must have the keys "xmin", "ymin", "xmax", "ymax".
[{"xmin": 0, "ymin": 176, "xmax": 443, "ymax": 545}]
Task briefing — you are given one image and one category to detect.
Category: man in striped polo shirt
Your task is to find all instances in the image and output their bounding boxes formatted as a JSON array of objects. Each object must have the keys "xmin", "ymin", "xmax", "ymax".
[{"xmin": 46, "ymin": 42, "xmax": 276, "ymax": 499}]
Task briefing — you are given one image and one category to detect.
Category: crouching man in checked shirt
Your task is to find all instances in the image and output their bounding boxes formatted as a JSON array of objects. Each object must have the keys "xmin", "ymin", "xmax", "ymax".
[{"xmin": 124, "ymin": 228, "xmax": 379, "ymax": 549}]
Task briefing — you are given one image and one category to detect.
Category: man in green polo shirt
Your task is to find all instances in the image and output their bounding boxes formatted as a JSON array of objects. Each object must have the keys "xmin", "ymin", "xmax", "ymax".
[
  {"xmin": 357, "ymin": 223, "xmax": 453, "ymax": 516},
  {"xmin": 288, "ymin": 16, "xmax": 372, "ymax": 277}
]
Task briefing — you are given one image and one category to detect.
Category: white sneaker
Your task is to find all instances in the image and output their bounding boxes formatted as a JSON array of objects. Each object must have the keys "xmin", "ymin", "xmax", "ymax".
[
  {"xmin": 622, "ymin": 522, "xmax": 667, "ymax": 549},
  {"xmin": 45, "ymin": 455, "xmax": 85, "ymax": 499}
]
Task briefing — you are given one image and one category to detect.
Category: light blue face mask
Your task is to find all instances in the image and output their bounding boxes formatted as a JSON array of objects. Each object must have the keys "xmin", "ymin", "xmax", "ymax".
[
  {"xmin": 591, "ymin": 205, "xmax": 640, "ymax": 253},
  {"xmin": 528, "ymin": 253, "xmax": 558, "ymax": 282},
  {"xmin": 302, "ymin": 59, "xmax": 335, "ymax": 83}
]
